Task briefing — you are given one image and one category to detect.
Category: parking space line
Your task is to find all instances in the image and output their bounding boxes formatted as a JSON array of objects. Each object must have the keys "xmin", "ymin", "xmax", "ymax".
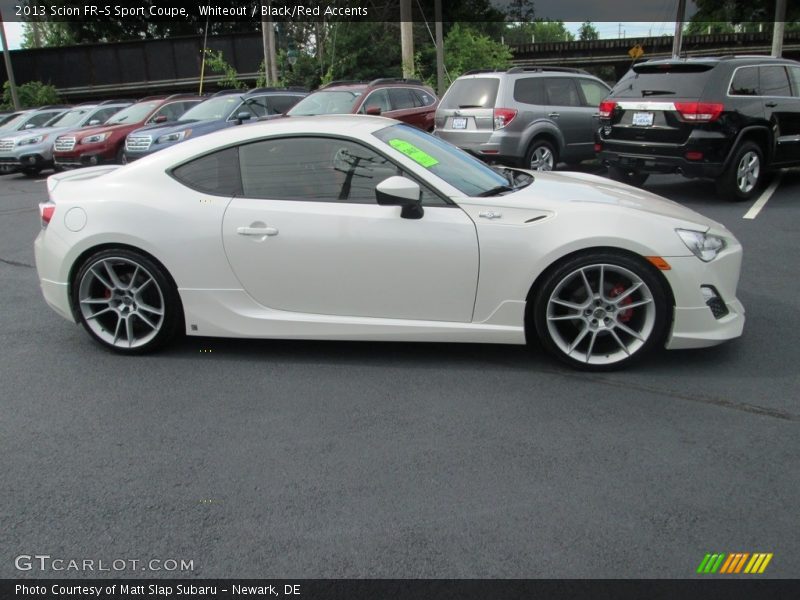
[{"xmin": 743, "ymin": 174, "xmax": 782, "ymax": 220}]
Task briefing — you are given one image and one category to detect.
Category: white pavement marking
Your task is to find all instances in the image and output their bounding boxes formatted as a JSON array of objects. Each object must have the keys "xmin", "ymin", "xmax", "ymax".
[{"xmin": 743, "ymin": 174, "xmax": 782, "ymax": 220}]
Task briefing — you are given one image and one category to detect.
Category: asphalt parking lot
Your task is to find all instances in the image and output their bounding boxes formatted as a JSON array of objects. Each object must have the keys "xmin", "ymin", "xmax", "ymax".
[{"xmin": 2, "ymin": 168, "xmax": 798, "ymax": 579}]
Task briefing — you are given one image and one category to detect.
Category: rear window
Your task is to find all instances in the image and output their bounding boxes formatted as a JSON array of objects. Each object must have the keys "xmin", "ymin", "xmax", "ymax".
[
  {"xmin": 610, "ymin": 63, "xmax": 716, "ymax": 99},
  {"xmin": 440, "ymin": 78, "xmax": 499, "ymax": 110}
]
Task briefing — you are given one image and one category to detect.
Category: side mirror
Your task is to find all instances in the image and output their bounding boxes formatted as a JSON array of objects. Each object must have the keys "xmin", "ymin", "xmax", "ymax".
[
  {"xmin": 153, "ymin": 115, "xmax": 168, "ymax": 124},
  {"xmin": 24, "ymin": 123, "xmax": 36, "ymax": 129},
  {"xmin": 88, "ymin": 119, "xmax": 100, "ymax": 126},
  {"xmin": 375, "ymin": 176, "xmax": 423, "ymax": 220},
  {"xmin": 236, "ymin": 112, "xmax": 252, "ymax": 124},
  {"xmin": 365, "ymin": 106, "xmax": 382, "ymax": 116}
]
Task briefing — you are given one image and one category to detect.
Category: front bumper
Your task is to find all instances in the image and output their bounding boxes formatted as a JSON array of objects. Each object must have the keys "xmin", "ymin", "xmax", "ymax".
[
  {"xmin": 663, "ymin": 246, "xmax": 745, "ymax": 350},
  {"xmin": 0, "ymin": 153, "xmax": 49, "ymax": 173},
  {"xmin": 53, "ymin": 150, "xmax": 115, "ymax": 169}
]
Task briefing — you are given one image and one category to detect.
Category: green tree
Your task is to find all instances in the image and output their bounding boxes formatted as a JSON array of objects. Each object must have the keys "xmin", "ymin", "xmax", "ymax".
[
  {"xmin": 2, "ymin": 81, "xmax": 60, "ymax": 109},
  {"xmin": 578, "ymin": 22, "xmax": 599, "ymax": 41},
  {"xmin": 689, "ymin": 0, "xmax": 799, "ymax": 27},
  {"xmin": 21, "ymin": 22, "xmax": 76, "ymax": 48},
  {"xmin": 440, "ymin": 24, "xmax": 512, "ymax": 81},
  {"xmin": 202, "ymin": 49, "xmax": 245, "ymax": 90},
  {"xmin": 504, "ymin": 20, "xmax": 575, "ymax": 45}
]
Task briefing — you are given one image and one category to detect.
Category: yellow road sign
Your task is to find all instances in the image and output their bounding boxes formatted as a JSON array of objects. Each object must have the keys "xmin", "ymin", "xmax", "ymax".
[{"xmin": 628, "ymin": 44, "xmax": 645, "ymax": 59}]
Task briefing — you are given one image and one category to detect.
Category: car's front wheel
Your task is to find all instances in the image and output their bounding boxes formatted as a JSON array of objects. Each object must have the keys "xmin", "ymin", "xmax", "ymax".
[
  {"xmin": 716, "ymin": 141, "xmax": 763, "ymax": 201},
  {"xmin": 532, "ymin": 251, "xmax": 670, "ymax": 370},
  {"xmin": 73, "ymin": 249, "xmax": 181, "ymax": 354}
]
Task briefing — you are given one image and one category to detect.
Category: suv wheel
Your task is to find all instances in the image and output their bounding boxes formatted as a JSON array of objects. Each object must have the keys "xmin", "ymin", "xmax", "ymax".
[
  {"xmin": 525, "ymin": 140, "xmax": 557, "ymax": 171},
  {"xmin": 608, "ymin": 166, "xmax": 649, "ymax": 187},
  {"xmin": 716, "ymin": 141, "xmax": 763, "ymax": 202}
]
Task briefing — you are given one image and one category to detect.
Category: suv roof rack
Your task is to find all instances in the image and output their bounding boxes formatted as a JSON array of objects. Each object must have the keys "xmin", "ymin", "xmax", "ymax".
[
  {"xmin": 320, "ymin": 80, "xmax": 365, "ymax": 89},
  {"xmin": 139, "ymin": 95, "xmax": 167, "ymax": 102},
  {"xmin": 212, "ymin": 89, "xmax": 245, "ymax": 97},
  {"xmin": 368, "ymin": 77, "xmax": 424, "ymax": 86},
  {"xmin": 164, "ymin": 93, "xmax": 198, "ymax": 100},
  {"xmin": 38, "ymin": 104, "xmax": 71, "ymax": 109},
  {"xmin": 98, "ymin": 98, "xmax": 136, "ymax": 105},
  {"xmin": 506, "ymin": 66, "xmax": 590, "ymax": 75},
  {"xmin": 463, "ymin": 69, "xmax": 506, "ymax": 75}
]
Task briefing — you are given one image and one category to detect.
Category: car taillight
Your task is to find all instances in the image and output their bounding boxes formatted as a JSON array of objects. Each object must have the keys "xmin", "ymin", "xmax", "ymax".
[
  {"xmin": 39, "ymin": 202, "xmax": 55, "ymax": 227},
  {"xmin": 493, "ymin": 108, "xmax": 517, "ymax": 129},
  {"xmin": 674, "ymin": 102, "xmax": 724, "ymax": 122},
  {"xmin": 598, "ymin": 100, "xmax": 617, "ymax": 118}
]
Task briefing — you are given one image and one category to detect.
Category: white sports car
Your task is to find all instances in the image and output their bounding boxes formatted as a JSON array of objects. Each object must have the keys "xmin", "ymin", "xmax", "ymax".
[{"xmin": 35, "ymin": 115, "xmax": 744, "ymax": 370}]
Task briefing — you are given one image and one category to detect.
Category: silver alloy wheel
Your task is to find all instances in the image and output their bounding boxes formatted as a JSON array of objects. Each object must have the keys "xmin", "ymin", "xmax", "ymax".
[
  {"xmin": 545, "ymin": 263, "xmax": 656, "ymax": 365},
  {"xmin": 529, "ymin": 146, "xmax": 554, "ymax": 171},
  {"xmin": 735, "ymin": 150, "xmax": 760, "ymax": 194},
  {"xmin": 77, "ymin": 257, "xmax": 165, "ymax": 349}
]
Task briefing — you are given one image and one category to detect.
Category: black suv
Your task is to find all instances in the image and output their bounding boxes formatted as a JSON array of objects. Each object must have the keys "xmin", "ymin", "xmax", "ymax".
[{"xmin": 596, "ymin": 56, "xmax": 800, "ymax": 200}]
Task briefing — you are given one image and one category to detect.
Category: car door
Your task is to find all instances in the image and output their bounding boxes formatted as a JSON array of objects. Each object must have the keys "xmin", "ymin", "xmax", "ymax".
[
  {"xmin": 762, "ymin": 64, "xmax": 800, "ymax": 164},
  {"xmin": 221, "ymin": 135, "xmax": 479, "ymax": 322},
  {"xmin": 386, "ymin": 87, "xmax": 433, "ymax": 130},
  {"xmin": 543, "ymin": 77, "xmax": 597, "ymax": 161}
]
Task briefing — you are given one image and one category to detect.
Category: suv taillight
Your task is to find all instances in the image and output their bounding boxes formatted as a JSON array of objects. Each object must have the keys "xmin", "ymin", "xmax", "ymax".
[
  {"xmin": 493, "ymin": 108, "xmax": 517, "ymax": 129},
  {"xmin": 598, "ymin": 100, "xmax": 617, "ymax": 118},
  {"xmin": 39, "ymin": 202, "xmax": 55, "ymax": 227},
  {"xmin": 674, "ymin": 102, "xmax": 724, "ymax": 122}
]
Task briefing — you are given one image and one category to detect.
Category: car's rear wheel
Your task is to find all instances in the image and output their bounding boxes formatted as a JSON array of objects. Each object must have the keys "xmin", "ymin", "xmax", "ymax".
[
  {"xmin": 525, "ymin": 140, "xmax": 557, "ymax": 171},
  {"xmin": 532, "ymin": 251, "xmax": 670, "ymax": 370},
  {"xmin": 608, "ymin": 166, "xmax": 649, "ymax": 187},
  {"xmin": 73, "ymin": 249, "xmax": 181, "ymax": 354},
  {"xmin": 716, "ymin": 141, "xmax": 763, "ymax": 202}
]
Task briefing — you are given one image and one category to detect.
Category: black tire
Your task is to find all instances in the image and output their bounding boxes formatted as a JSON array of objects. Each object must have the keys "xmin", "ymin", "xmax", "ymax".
[
  {"xmin": 715, "ymin": 141, "xmax": 764, "ymax": 202},
  {"xmin": 523, "ymin": 139, "xmax": 558, "ymax": 171},
  {"xmin": 115, "ymin": 146, "xmax": 125, "ymax": 165},
  {"xmin": 72, "ymin": 248, "xmax": 182, "ymax": 354},
  {"xmin": 531, "ymin": 251, "xmax": 670, "ymax": 371},
  {"xmin": 608, "ymin": 165, "xmax": 649, "ymax": 187},
  {"xmin": 53, "ymin": 165, "xmax": 65, "ymax": 173},
  {"xmin": 22, "ymin": 166, "xmax": 42, "ymax": 177}
]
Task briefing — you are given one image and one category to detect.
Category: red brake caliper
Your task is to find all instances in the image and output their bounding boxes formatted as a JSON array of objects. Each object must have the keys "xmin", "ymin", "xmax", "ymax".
[{"xmin": 609, "ymin": 284, "xmax": 633, "ymax": 323}]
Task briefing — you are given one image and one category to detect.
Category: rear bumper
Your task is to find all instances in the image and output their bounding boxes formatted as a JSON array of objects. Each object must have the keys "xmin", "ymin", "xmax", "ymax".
[
  {"xmin": 598, "ymin": 149, "xmax": 725, "ymax": 178},
  {"xmin": 435, "ymin": 128, "xmax": 525, "ymax": 163}
]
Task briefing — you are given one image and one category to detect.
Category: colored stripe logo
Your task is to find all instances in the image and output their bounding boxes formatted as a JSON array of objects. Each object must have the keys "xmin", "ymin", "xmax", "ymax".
[{"xmin": 697, "ymin": 553, "xmax": 773, "ymax": 574}]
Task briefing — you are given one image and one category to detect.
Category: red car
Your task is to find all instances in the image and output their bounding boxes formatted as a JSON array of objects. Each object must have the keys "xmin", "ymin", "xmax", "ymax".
[
  {"xmin": 284, "ymin": 78, "xmax": 438, "ymax": 131},
  {"xmin": 52, "ymin": 94, "xmax": 202, "ymax": 168}
]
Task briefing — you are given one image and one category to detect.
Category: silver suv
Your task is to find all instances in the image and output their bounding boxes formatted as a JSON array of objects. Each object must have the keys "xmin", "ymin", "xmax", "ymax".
[{"xmin": 434, "ymin": 67, "xmax": 610, "ymax": 170}]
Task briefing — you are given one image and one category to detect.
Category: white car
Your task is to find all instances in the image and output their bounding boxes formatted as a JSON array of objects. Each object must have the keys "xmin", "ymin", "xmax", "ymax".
[{"xmin": 35, "ymin": 115, "xmax": 744, "ymax": 370}]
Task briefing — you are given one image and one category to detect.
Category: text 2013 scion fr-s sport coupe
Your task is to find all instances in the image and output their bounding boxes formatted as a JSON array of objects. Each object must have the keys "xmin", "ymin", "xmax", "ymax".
[{"xmin": 35, "ymin": 115, "xmax": 744, "ymax": 370}]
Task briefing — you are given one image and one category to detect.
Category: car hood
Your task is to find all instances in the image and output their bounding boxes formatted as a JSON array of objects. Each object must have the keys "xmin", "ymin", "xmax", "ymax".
[
  {"xmin": 128, "ymin": 118, "xmax": 221, "ymax": 138},
  {"xmin": 0, "ymin": 125, "xmax": 72, "ymax": 140},
  {"xmin": 71, "ymin": 122, "xmax": 142, "ymax": 138},
  {"xmin": 502, "ymin": 170, "xmax": 723, "ymax": 230}
]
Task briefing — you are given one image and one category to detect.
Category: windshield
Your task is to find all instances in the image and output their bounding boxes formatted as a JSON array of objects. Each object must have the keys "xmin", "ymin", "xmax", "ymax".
[
  {"xmin": 0, "ymin": 113, "xmax": 28, "ymax": 131},
  {"xmin": 179, "ymin": 96, "xmax": 241, "ymax": 121},
  {"xmin": 0, "ymin": 113, "xmax": 22, "ymax": 127},
  {"xmin": 45, "ymin": 108, "xmax": 93, "ymax": 128},
  {"xmin": 288, "ymin": 90, "xmax": 362, "ymax": 116},
  {"xmin": 106, "ymin": 102, "xmax": 159, "ymax": 124},
  {"xmin": 373, "ymin": 124, "xmax": 512, "ymax": 197}
]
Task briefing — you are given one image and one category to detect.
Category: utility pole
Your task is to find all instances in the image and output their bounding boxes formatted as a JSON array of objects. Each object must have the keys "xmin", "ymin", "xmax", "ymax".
[
  {"xmin": 261, "ymin": 0, "xmax": 278, "ymax": 84},
  {"xmin": 0, "ymin": 8, "xmax": 21, "ymax": 110},
  {"xmin": 435, "ymin": 0, "xmax": 444, "ymax": 96},
  {"xmin": 672, "ymin": 0, "xmax": 686, "ymax": 58},
  {"xmin": 400, "ymin": 0, "xmax": 414, "ymax": 79},
  {"xmin": 772, "ymin": 0, "xmax": 786, "ymax": 57}
]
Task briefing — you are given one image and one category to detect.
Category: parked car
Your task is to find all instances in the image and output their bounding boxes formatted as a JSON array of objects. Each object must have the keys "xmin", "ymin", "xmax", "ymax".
[
  {"xmin": 434, "ymin": 67, "xmax": 611, "ymax": 170},
  {"xmin": 52, "ymin": 95, "xmax": 202, "ymax": 169},
  {"xmin": 596, "ymin": 56, "xmax": 800, "ymax": 200},
  {"xmin": 0, "ymin": 105, "xmax": 71, "ymax": 136},
  {"xmin": 282, "ymin": 78, "xmax": 438, "ymax": 130},
  {"xmin": 124, "ymin": 88, "xmax": 306, "ymax": 162},
  {"xmin": 0, "ymin": 111, "xmax": 20, "ymax": 128},
  {"xmin": 0, "ymin": 100, "xmax": 132, "ymax": 176},
  {"xmin": 35, "ymin": 115, "xmax": 744, "ymax": 370}
]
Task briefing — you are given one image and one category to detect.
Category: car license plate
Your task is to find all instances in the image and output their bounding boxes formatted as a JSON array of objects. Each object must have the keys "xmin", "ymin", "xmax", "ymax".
[
  {"xmin": 632, "ymin": 112, "xmax": 654, "ymax": 126},
  {"xmin": 451, "ymin": 117, "xmax": 467, "ymax": 129}
]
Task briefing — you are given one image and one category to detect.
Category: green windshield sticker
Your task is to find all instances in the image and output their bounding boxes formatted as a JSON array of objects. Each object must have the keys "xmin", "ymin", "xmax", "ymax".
[{"xmin": 388, "ymin": 139, "xmax": 439, "ymax": 168}]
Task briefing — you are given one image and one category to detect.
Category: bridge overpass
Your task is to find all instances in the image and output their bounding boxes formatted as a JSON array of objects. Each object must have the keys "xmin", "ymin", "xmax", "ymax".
[{"xmin": 1, "ymin": 30, "xmax": 799, "ymax": 102}]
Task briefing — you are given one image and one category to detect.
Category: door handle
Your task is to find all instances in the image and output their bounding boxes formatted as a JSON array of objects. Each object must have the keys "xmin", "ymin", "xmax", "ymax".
[
  {"xmin": 237, "ymin": 226, "xmax": 279, "ymax": 236},
  {"xmin": 548, "ymin": 112, "xmax": 560, "ymax": 118},
  {"xmin": 765, "ymin": 101, "xmax": 778, "ymax": 107},
  {"xmin": 479, "ymin": 211, "xmax": 502, "ymax": 219}
]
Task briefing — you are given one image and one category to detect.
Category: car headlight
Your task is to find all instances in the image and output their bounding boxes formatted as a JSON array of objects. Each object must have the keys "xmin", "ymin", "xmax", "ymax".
[
  {"xmin": 676, "ymin": 229, "xmax": 726, "ymax": 262},
  {"xmin": 81, "ymin": 132, "xmax": 110, "ymax": 144},
  {"xmin": 17, "ymin": 134, "xmax": 47, "ymax": 146},
  {"xmin": 157, "ymin": 129, "xmax": 191, "ymax": 144}
]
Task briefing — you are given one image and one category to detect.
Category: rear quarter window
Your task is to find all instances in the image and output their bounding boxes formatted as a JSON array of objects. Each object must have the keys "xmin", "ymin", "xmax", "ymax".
[
  {"xmin": 729, "ymin": 66, "xmax": 759, "ymax": 96},
  {"xmin": 441, "ymin": 78, "xmax": 499, "ymax": 109},
  {"xmin": 171, "ymin": 147, "xmax": 243, "ymax": 196},
  {"xmin": 513, "ymin": 77, "xmax": 545, "ymax": 105}
]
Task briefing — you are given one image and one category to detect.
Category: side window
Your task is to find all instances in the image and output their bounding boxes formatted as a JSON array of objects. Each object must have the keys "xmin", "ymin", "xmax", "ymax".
[
  {"xmin": 29, "ymin": 111, "xmax": 60, "ymax": 127},
  {"xmin": 151, "ymin": 102, "xmax": 185, "ymax": 123},
  {"xmin": 545, "ymin": 78, "xmax": 581, "ymax": 107},
  {"xmin": 90, "ymin": 107, "xmax": 120, "ymax": 124},
  {"xmin": 760, "ymin": 66, "xmax": 792, "ymax": 97},
  {"xmin": 790, "ymin": 66, "xmax": 800, "ymax": 97},
  {"xmin": 513, "ymin": 77, "xmax": 545, "ymax": 105},
  {"xmin": 239, "ymin": 137, "xmax": 399, "ymax": 204},
  {"xmin": 265, "ymin": 95, "xmax": 302, "ymax": 115},
  {"xmin": 388, "ymin": 88, "xmax": 416, "ymax": 110},
  {"xmin": 171, "ymin": 147, "xmax": 242, "ymax": 196},
  {"xmin": 360, "ymin": 89, "xmax": 391, "ymax": 114},
  {"xmin": 239, "ymin": 97, "xmax": 271, "ymax": 118},
  {"xmin": 729, "ymin": 67, "xmax": 760, "ymax": 96},
  {"xmin": 578, "ymin": 79, "xmax": 610, "ymax": 106},
  {"xmin": 412, "ymin": 89, "xmax": 436, "ymax": 107}
]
